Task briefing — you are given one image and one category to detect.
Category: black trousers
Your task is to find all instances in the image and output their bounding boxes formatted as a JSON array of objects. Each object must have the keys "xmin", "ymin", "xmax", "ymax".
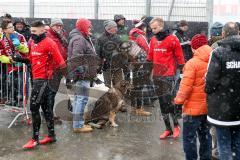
[
  {"xmin": 0, "ymin": 64, "xmax": 7, "ymax": 100},
  {"xmin": 154, "ymin": 76, "xmax": 179, "ymax": 132},
  {"xmin": 30, "ymin": 79, "xmax": 55, "ymax": 140},
  {"xmin": 130, "ymin": 63, "xmax": 146, "ymax": 108},
  {"xmin": 48, "ymin": 74, "xmax": 62, "ymax": 113}
]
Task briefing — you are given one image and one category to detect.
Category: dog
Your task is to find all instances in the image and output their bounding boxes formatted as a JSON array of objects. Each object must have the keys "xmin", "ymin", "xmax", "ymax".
[{"xmin": 84, "ymin": 80, "xmax": 132, "ymax": 127}]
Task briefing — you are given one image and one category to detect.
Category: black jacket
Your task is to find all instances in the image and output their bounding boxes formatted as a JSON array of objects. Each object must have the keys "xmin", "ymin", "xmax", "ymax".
[
  {"xmin": 96, "ymin": 31, "xmax": 123, "ymax": 71},
  {"xmin": 206, "ymin": 35, "xmax": 240, "ymax": 127},
  {"xmin": 172, "ymin": 29, "xmax": 192, "ymax": 62},
  {"xmin": 13, "ymin": 18, "xmax": 31, "ymax": 41}
]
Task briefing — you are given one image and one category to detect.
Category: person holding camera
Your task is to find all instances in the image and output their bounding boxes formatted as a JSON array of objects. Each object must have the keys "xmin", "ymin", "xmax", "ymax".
[{"xmin": 0, "ymin": 20, "xmax": 29, "ymax": 107}]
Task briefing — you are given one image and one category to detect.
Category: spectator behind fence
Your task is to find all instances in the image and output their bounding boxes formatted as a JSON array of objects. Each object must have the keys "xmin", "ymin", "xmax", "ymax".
[
  {"xmin": 13, "ymin": 18, "xmax": 31, "ymax": 42},
  {"xmin": 0, "ymin": 24, "xmax": 6, "ymax": 104},
  {"xmin": 114, "ymin": 14, "xmax": 131, "ymax": 84},
  {"xmin": 114, "ymin": 14, "xmax": 129, "ymax": 42},
  {"xmin": 97, "ymin": 20, "xmax": 131, "ymax": 112},
  {"xmin": 22, "ymin": 20, "xmax": 66, "ymax": 149},
  {"xmin": 0, "ymin": 20, "xmax": 29, "ymax": 107},
  {"xmin": 128, "ymin": 19, "xmax": 152, "ymax": 116},
  {"xmin": 96, "ymin": 20, "xmax": 123, "ymax": 88},
  {"xmin": 141, "ymin": 16, "xmax": 154, "ymax": 42},
  {"xmin": 148, "ymin": 17, "xmax": 185, "ymax": 140},
  {"xmin": 208, "ymin": 22, "xmax": 223, "ymax": 48},
  {"xmin": 206, "ymin": 22, "xmax": 240, "ymax": 160},
  {"xmin": 129, "ymin": 19, "xmax": 149, "ymax": 52},
  {"xmin": 172, "ymin": 20, "xmax": 192, "ymax": 62},
  {"xmin": 174, "ymin": 34, "xmax": 212, "ymax": 160},
  {"xmin": 1, "ymin": 13, "xmax": 12, "ymax": 22},
  {"xmin": 47, "ymin": 18, "xmax": 68, "ymax": 124}
]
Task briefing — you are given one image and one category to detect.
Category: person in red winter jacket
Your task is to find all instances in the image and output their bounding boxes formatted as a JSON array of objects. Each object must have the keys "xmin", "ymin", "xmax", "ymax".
[
  {"xmin": 128, "ymin": 20, "xmax": 151, "ymax": 116},
  {"xmin": 148, "ymin": 17, "xmax": 185, "ymax": 139},
  {"xmin": 0, "ymin": 20, "xmax": 29, "ymax": 106},
  {"xmin": 46, "ymin": 18, "xmax": 68, "ymax": 124},
  {"xmin": 46, "ymin": 18, "xmax": 68, "ymax": 61},
  {"xmin": 129, "ymin": 20, "xmax": 149, "ymax": 52},
  {"xmin": 22, "ymin": 20, "xmax": 66, "ymax": 149}
]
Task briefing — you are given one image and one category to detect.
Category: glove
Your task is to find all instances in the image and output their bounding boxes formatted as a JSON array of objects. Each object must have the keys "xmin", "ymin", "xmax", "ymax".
[
  {"xmin": 10, "ymin": 34, "xmax": 20, "ymax": 47},
  {"xmin": 12, "ymin": 38, "xmax": 20, "ymax": 47}
]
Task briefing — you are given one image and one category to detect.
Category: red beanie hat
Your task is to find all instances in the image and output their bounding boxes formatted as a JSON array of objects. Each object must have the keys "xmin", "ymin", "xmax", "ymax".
[
  {"xmin": 76, "ymin": 18, "xmax": 92, "ymax": 37},
  {"xmin": 191, "ymin": 34, "xmax": 208, "ymax": 50}
]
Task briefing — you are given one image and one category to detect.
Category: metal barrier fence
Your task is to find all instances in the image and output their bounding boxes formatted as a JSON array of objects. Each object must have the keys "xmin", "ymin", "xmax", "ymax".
[
  {"xmin": 0, "ymin": 63, "xmax": 30, "ymax": 128},
  {"xmin": 0, "ymin": 0, "xmax": 212, "ymax": 23}
]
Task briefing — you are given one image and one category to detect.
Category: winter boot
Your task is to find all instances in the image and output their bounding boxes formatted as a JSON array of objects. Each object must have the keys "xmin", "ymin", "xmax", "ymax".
[
  {"xmin": 73, "ymin": 125, "xmax": 93, "ymax": 133},
  {"xmin": 135, "ymin": 107, "xmax": 152, "ymax": 116}
]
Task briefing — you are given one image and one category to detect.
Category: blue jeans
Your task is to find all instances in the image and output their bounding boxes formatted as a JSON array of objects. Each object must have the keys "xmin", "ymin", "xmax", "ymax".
[
  {"xmin": 183, "ymin": 115, "xmax": 212, "ymax": 160},
  {"xmin": 72, "ymin": 80, "xmax": 90, "ymax": 129},
  {"xmin": 216, "ymin": 126, "xmax": 240, "ymax": 160}
]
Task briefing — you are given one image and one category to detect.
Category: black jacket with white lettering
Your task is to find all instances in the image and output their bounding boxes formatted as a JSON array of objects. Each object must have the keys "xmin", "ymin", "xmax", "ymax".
[{"xmin": 205, "ymin": 35, "xmax": 240, "ymax": 127}]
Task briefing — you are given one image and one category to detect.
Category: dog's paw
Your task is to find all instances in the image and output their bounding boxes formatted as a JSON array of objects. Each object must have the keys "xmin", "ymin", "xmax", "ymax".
[{"xmin": 111, "ymin": 123, "xmax": 119, "ymax": 128}]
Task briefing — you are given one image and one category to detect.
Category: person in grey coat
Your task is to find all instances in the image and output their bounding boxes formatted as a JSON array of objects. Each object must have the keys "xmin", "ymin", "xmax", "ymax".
[{"xmin": 67, "ymin": 18, "xmax": 100, "ymax": 133}]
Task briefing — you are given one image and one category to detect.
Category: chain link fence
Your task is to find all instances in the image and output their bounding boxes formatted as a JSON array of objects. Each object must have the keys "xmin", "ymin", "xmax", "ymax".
[{"xmin": 0, "ymin": 0, "xmax": 211, "ymax": 22}]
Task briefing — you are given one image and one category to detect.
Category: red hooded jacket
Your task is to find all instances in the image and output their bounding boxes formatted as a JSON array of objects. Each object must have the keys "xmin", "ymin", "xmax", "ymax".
[
  {"xmin": 46, "ymin": 28, "xmax": 68, "ymax": 60},
  {"xmin": 75, "ymin": 18, "xmax": 92, "ymax": 37},
  {"xmin": 28, "ymin": 37, "xmax": 66, "ymax": 80},
  {"xmin": 129, "ymin": 28, "xmax": 149, "ymax": 52},
  {"xmin": 0, "ymin": 33, "xmax": 28, "ymax": 73},
  {"xmin": 147, "ymin": 34, "xmax": 185, "ymax": 77}
]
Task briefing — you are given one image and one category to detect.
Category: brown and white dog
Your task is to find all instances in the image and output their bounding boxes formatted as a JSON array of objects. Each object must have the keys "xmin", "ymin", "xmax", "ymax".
[{"xmin": 84, "ymin": 80, "xmax": 132, "ymax": 127}]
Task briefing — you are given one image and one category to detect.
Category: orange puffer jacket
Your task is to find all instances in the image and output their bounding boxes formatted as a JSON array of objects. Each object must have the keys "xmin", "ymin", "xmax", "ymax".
[{"xmin": 174, "ymin": 45, "xmax": 212, "ymax": 116}]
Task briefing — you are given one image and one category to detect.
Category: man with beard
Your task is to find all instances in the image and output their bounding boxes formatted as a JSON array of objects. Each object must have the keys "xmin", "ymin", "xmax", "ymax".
[
  {"xmin": 22, "ymin": 20, "xmax": 66, "ymax": 149},
  {"xmin": 148, "ymin": 17, "xmax": 185, "ymax": 139},
  {"xmin": 97, "ymin": 20, "xmax": 123, "ymax": 88},
  {"xmin": 13, "ymin": 18, "xmax": 31, "ymax": 41},
  {"xmin": 97, "ymin": 20, "xmax": 127, "ymax": 112}
]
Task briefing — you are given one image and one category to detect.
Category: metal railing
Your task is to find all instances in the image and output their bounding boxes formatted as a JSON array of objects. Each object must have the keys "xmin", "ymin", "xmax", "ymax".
[{"xmin": 0, "ymin": 63, "xmax": 30, "ymax": 128}]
